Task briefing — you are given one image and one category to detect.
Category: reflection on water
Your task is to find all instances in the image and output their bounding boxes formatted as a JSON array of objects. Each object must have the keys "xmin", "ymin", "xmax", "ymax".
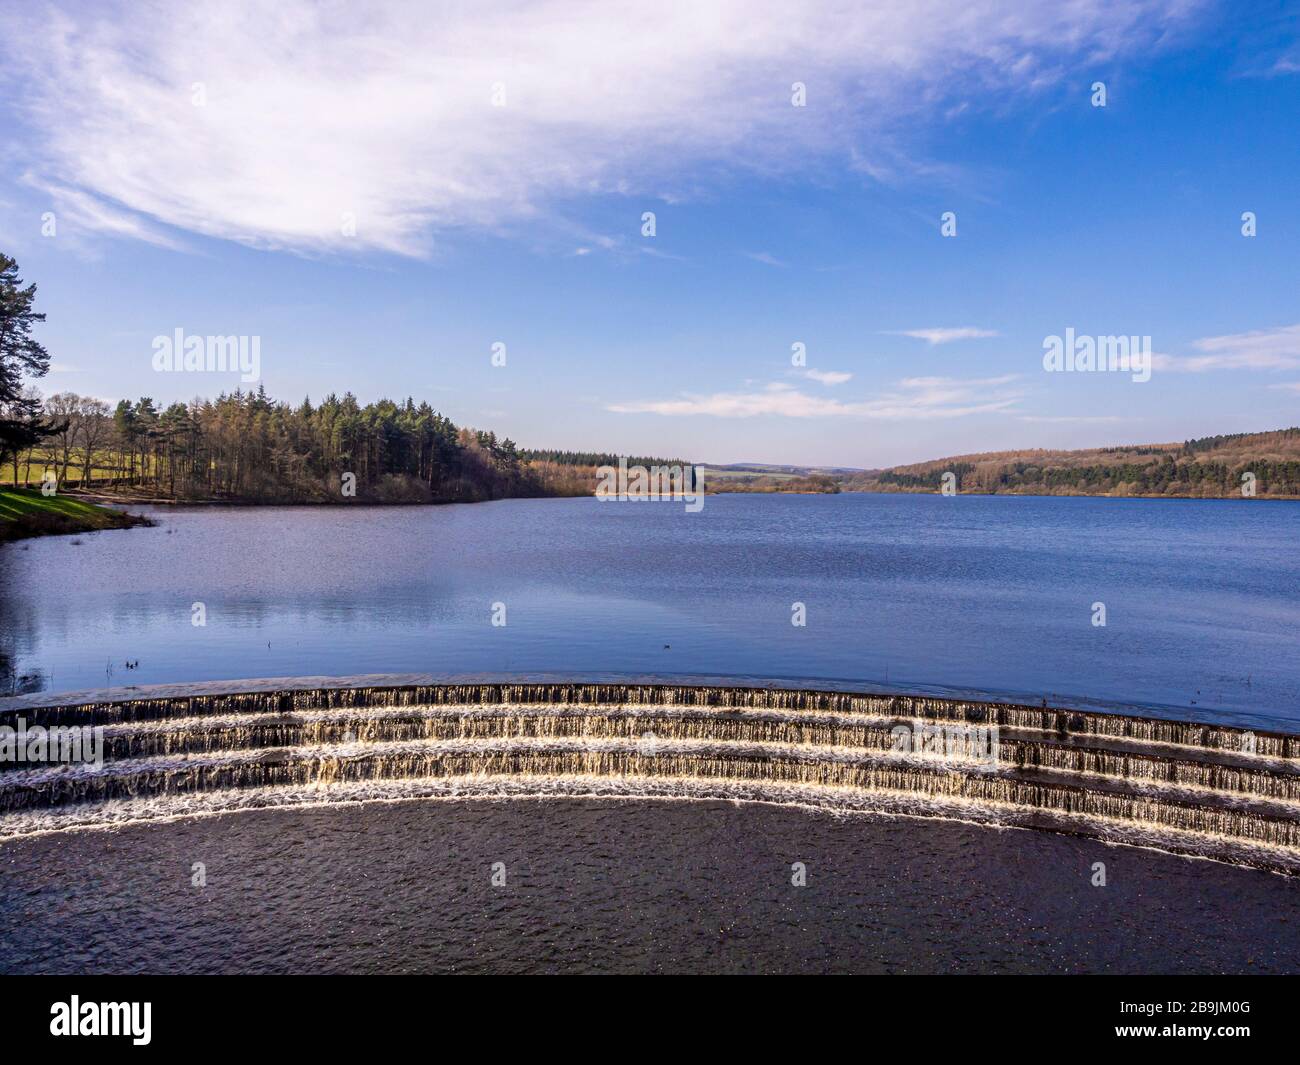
[{"xmin": 1, "ymin": 494, "xmax": 1297, "ymax": 728}]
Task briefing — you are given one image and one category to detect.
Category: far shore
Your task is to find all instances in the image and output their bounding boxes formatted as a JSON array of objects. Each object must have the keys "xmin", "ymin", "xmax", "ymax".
[
  {"xmin": 2, "ymin": 481, "xmax": 1295, "ymax": 543},
  {"xmin": 56, "ymin": 486, "xmax": 1300, "ymax": 507}
]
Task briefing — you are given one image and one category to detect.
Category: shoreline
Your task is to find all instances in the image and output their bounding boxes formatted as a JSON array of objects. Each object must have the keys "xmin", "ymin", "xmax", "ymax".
[
  {"xmin": 47, "ymin": 486, "xmax": 1300, "ymax": 509},
  {"xmin": 0, "ymin": 488, "xmax": 152, "ymax": 543}
]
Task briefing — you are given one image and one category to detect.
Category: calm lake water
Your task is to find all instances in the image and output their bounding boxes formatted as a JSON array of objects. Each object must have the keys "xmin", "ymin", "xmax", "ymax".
[{"xmin": 2, "ymin": 493, "xmax": 1298, "ymax": 729}]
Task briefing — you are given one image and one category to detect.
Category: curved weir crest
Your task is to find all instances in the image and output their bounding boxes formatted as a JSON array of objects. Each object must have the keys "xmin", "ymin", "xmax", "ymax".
[{"xmin": 3, "ymin": 680, "xmax": 1300, "ymax": 872}]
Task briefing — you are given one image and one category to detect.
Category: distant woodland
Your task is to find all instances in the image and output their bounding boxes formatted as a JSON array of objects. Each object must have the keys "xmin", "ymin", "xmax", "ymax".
[
  {"xmin": 2, "ymin": 388, "xmax": 685, "ymax": 503},
  {"xmin": 6, "ymin": 392, "xmax": 1298, "ymax": 504},
  {"xmin": 847, "ymin": 428, "xmax": 1300, "ymax": 498}
]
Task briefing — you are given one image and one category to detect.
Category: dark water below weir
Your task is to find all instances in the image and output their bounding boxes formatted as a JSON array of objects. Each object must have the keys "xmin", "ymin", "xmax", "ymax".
[
  {"xmin": 3, "ymin": 494, "xmax": 1298, "ymax": 729},
  {"xmin": 2, "ymin": 798, "xmax": 1297, "ymax": 975}
]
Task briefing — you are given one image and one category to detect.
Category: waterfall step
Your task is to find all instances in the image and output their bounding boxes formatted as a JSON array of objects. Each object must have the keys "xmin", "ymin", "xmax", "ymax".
[{"xmin": 2, "ymin": 682, "xmax": 1297, "ymax": 871}]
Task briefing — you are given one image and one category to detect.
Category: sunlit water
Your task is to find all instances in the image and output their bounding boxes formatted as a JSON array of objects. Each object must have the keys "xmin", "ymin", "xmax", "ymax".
[{"xmin": 2, "ymin": 493, "xmax": 1298, "ymax": 728}]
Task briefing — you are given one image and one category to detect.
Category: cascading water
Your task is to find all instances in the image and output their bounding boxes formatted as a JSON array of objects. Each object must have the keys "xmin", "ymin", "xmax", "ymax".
[{"xmin": 2, "ymin": 682, "xmax": 1298, "ymax": 872}]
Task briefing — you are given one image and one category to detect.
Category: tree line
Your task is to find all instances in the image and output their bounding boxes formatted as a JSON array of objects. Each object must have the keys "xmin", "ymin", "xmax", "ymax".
[
  {"xmin": 519, "ymin": 448, "xmax": 691, "ymax": 469},
  {"xmin": 875, "ymin": 454, "xmax": 1300, "ymax": 497},
  {"xmin": 7, "ymin": 387, "xmax": 556, "ymax": 503},
  {"xmin": 1, "ymin": 252, "xmax": 696, "ymax": 505}
]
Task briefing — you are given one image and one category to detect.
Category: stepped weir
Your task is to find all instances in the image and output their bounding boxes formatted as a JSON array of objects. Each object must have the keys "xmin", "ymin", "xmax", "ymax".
[{"xmin": 2, "ymin": 680, "xmax": 1299, "ymax": 872}]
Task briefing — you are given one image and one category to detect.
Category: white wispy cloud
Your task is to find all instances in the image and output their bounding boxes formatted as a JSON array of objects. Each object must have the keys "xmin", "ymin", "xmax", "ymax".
[
  {"xmin": 608, "ymin": 374, "xmax": 1020, "ymax": 419},
  {"xmin": 0, "ymin": 0, "xmax": 1200, "ymax": 256},
  {"xmin": 800, "ymin": 368, "xmax": 853, "ymax": 385},
  {"xmin": 1018, "ymin": 414, "xmax": 1123, "ymax": 424},
  {"xmin": 883, "ymin": 327, "xmax": 1000, "ymax": 345},
  {"xmin": 36, "ymin": 181, "xmax": 187, "ymax": 252},
  {"xmin": 1152, "ymin": 324, "xmax": 1300, "ymax": 372},
  {"xmin": 745, "ymin": 251, "xmax": 786, "ymax": 267}
]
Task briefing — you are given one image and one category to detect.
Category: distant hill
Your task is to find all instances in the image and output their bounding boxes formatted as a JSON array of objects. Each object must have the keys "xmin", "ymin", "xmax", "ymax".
[
  {"xmin": 522, "ymin": 432, "xmax": 1300, "ymax": 499},
  {"xmin": 705, "ymin": 462, "xmax": 870, "ymax": 475},
  {"xmin": 701, "ymin": 462, "xmax": 872, "ymax": 486},
  {"xmin": 698, "ymin": 462, "xmax": 872, "ymax": 494},
  {"xmin": 842, "ymin": 428, "xmax": 1300, "ymax": 499}
]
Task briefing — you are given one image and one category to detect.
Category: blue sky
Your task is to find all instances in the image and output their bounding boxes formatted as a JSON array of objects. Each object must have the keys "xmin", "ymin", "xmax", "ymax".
[{"xmin": 1, "ymin": 1, "xmax": 1297, "ymax": 466}]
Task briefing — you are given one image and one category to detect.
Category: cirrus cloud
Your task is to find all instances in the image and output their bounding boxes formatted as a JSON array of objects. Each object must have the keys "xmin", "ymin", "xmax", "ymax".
[
  {"xmin": 0, "ymin": 0, "xmax": 1202, "ymax": 257},
  {"xmin": 883, "ymin": 327, "xmax": 1001, "ymax": 345},
  {"xmin": 1152, "ymin": 324, "xmax": 1300, "ymax": 373},
  {"xmin": 608, "ymin": 374, "xmax": 1021, "ymax": 419},
  {"xmin": 800, "ymin": 368, "xmax": 853, "ymax": 385}
]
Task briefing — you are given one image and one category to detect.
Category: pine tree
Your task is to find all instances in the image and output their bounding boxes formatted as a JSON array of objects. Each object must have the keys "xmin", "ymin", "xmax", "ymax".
[{"xmin": 0, "ymin": 253, "xmax": 56, "ymax": 468}]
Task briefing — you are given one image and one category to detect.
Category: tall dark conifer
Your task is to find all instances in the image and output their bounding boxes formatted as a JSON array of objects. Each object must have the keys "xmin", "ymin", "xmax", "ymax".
[{"xmin": 0, "ymin": 253, "xmax": 56, "ymax": 464}]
